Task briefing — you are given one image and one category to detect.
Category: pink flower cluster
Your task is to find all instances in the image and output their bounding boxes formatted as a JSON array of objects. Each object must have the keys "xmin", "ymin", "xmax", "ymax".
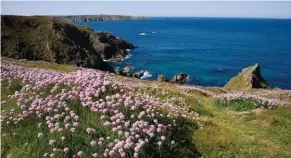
[
  {"xmin": 216, "ymin": 92, "xmax": 288, "ymax": 108},
  {"xmin": 1, "ymin": 63, "xmax": 195, "ymax": 157}
]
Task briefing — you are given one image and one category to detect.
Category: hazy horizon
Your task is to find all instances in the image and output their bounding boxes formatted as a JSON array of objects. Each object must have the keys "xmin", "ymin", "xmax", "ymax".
[{"xmin": 1, "ymin": 1, "xmax": 291, "ymax": 19}]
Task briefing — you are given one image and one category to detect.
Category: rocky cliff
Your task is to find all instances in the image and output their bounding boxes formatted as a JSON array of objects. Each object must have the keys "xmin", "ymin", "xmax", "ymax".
[
  {"xmin": 53, "ymin": 15, "xmax": 149, "ymax": 23},
  {"xmin": 224, "ymin": 63, "xmax": 270, "ymax": 90},
  {"xmin": 1, "ymin": 15, "xmax": 135, "ymax": 71}
]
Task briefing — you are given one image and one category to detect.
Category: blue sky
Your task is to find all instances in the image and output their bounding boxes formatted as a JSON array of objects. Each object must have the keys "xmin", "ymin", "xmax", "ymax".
[{"xmin": 1, "ymin": 1, "xmax": 291, "ymax": 18}]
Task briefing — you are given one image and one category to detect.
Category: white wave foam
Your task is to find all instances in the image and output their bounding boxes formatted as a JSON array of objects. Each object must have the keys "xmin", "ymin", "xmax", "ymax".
[
  {"xmin": 140, "ymin": 71, "xmax": 152, "ymax": 79},
  {"xmin": 152, "ymin": 32, "xmax": 156, "ymax": 34},
  {"xmin": 126, "ymin": 49, "xmax": 131, "ymax": 52},
  {"xmin": 138, "ymin": 32, "xmax": 146, "ymax": 36},
  {"xmin": 123, "ymin": 54, "xmax": 132, "ymax": 61},
  {"xmin": 115, "ymin": 66, "xmax": 120, "ymax": 72},
  {"xmin": 186, "ymin": 75, "xmax": 191, "ymax": 82}
]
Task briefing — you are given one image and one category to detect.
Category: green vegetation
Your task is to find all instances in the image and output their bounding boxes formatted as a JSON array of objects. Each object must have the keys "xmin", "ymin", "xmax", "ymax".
[
  {"xmin": 3, "ymin": 57, "xmax": 77, "ymax": 73},
  {"xmin": 193, "ymin": 105, "xmax": 291, "ymax": 157},
  {"xmin": 214, "ymin": 99, "xmax": 256, "ymax": 112}
]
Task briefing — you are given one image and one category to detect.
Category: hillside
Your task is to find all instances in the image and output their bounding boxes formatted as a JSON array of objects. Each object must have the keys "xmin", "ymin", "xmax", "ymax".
[
  {"xmin": 1, "ymin": 58, "xmax": 291, "ymax": 157},
  {"xmin": 1, "ymin": 15, "xmax": 136, "ymax": 72},
  {"xmin": 53, "ymin": 15, "xmax": 149, "ymax": 22}
]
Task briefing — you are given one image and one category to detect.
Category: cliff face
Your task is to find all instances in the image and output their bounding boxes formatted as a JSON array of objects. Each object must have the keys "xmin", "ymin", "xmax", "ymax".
[
  {"xmin": 224, "ymin": 64, "xmax": 270, "ymax": 90},
  {"xmin": 53, "ymin": 15, "xmax": 149, "ymax": 22},
  {"xmin": 1, "ymin": 15, "xmax": 135, "ymax": 71}
]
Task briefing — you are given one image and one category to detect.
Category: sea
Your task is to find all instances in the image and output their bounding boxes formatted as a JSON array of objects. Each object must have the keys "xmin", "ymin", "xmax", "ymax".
[{"xmin": 76, "ymin": 17, "xmax": 291, "ymax": 89}]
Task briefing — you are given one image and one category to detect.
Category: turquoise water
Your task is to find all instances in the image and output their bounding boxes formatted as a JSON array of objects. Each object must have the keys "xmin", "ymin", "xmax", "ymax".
[{"xmin": 76, "ymin": 17, "xmax": 291, "ymax": 89}]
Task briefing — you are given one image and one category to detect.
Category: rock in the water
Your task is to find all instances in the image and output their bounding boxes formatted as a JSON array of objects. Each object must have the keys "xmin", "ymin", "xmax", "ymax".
[
  {"xmin": 171, "ymin": 73, "xmax": 188, "ymax": 84},
  {"xmin": 224, "ymin": 63, "xmax": 270, "ymax": 90},
  {"xmin": 133, "ymin": 70, "xmax": 145, "ymax": 79},
  {"xmin": 157, "ymin": 75, "xmax": 168, "ymax": 82},
  {"xmin": 119, "ymin": 66, "xmax": 134, "ymax": 76}
]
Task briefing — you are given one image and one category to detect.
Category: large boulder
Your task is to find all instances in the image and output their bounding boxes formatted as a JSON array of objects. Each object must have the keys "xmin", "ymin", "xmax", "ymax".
[
  {"xmin": 171, "ymin": 73, "xmax": 188, "ymax": 84},
  {"xmin": 224, "ymin": 63, "xmax": 270, "ymax": 90},
  {"xmin": 157, "ymin": 75, "xmax": 168, "ymax": 82}
]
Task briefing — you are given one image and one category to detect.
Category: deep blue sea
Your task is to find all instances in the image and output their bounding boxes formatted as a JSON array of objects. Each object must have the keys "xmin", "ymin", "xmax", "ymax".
[{"xmin": 76, "ymin": 17, "xmax": 291, "ymax": 89}]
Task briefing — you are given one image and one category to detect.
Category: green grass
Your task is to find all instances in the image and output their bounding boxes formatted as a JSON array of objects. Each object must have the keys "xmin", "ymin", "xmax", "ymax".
[
  {"xmin": 214, "ymin": 99, "xmax": 256, "ymax": 112},
  {"xmin": 1, "ymin": 79, "xmax": 23, "ymax": 111},
  {"xmin": 2, "ymin": 58, "xmax": 77, "ymax": 73},
  {"xmin": 192, "ymin": 99, "xmax": 291, "ymax": 157}
]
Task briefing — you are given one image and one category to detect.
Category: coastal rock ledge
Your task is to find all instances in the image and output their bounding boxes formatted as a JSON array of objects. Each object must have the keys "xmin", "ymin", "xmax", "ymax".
[{"xmin": 224, "ymin": 63, "xmax": 270, "ymax": 90}]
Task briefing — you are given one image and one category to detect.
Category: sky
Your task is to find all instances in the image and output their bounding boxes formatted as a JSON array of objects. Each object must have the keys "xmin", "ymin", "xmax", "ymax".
[{"xmin": 1, "ymin": 1, "xmax": 291, "ymax": 19}]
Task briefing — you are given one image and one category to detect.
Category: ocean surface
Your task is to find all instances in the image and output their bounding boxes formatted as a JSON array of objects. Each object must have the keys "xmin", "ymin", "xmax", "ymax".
[{"xmin": 76, "ymin": 17, "xmax": 291, "ymax": 89}]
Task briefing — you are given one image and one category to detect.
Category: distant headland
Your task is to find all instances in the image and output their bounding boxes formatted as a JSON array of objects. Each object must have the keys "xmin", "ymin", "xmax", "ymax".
[{"xmin": 52, "ymin": 14, "xmax": 150, "ymax": 22}]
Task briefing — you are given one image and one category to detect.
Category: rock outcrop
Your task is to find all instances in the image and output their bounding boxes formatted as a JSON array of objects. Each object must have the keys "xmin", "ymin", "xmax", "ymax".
[
  {"xmin": 53, "ymin": 15, "xmax": 149, "ymax": 23},
  {"xmin": 171, "ymin": 73, "xmax": 188, "ymax": 84},
  {"xmin": 133, "ymin": 70, "xmax": 145, "ymax": 79},
  {"xmin": 118, "ymin": 66, "xmax": 134, "ymax": 76},
  {"xmin": 1, "ymin": 15, "xmax": 136, "ymax": 71},
  {"xmin": 224, "ymin": 63, "xmax": 270, "ymax": 90},
  {"xmin": 88, "ymin": 31, "xmax": 136, "ymax": 62},
  {"xmin": 157, "ymin": 75, "xmax": 169, "ymax": 82}
]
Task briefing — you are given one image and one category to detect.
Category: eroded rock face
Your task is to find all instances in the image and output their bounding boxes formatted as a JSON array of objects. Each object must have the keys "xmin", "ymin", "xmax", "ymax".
[
  {"xmin": 171, "ymin": 73, "xmax": 188, "ymax": 84},
  {"xmin": 224, "ymin": 63, "xmax": 270, "ymax": 90},
  {"xmin": 157, "ymin": 75, "xmax": 169, "ymax": 82}
]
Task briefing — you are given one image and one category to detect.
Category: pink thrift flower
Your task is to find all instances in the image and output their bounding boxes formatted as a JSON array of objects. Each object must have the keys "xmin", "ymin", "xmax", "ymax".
[
  {"xmin": 49, "ymin": 140, "xmax": 56, "ymax": 146},
  {"xmin": 90, "ymin": 140, "xmax": 97, "ymax": 146}
]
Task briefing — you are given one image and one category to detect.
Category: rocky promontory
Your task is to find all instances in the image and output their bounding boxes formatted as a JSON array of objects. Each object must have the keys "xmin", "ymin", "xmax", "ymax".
[
  {"xmin": 224, "ymin": 63, "xmax": 270, "ymax": 90},
  {"xmin": 53, "ymin": 15, "xmax": 149, "ymax": 23},
  {"xmin": 1, "ymin": 15, "xmax": 136, "ymax": 71}
]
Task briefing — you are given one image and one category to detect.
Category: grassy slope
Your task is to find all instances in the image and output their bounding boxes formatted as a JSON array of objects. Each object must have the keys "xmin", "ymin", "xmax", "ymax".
[{"xmin": 1, "ymin": 59, "xmax": 291, "ymax": 157}]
